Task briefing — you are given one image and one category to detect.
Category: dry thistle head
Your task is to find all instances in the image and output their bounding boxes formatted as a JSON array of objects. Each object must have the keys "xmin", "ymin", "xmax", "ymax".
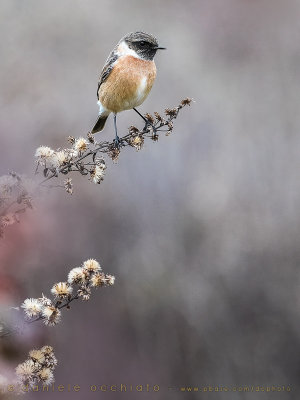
[
  {"xmin": 41, "ymin": 346, "xmax": 54, "ymax": 356},
  {"xmin": 78, "ymin": 286, "xmax": 91, "ymax": 301},
  {"xmin": 166, "ymin": 121, "xmax": 174, "ymax": 136},
  {"xmin": 83, "ymin": 259, "xmax": 101, "ymax": 273},
  {"xmin": 74, "ymin": 137, "xmax": 88, "ymax": 152},
  {"xmin": 15, "ymin": 360, "xmax": 37, "ymax": 382},
  {"xmin": 16, "ymin": 346, "xmax": 58, "ymax": 390},
  {"xmin": 90, "ymin": 272, "xmax": 106, "ymax": 288},
  {"xmin": 180, "ymin": 97, "xmax": 193, "ymax": 106},
  {"xmin": 108, "ymin": 147, "xmax": 120, "ymax": 162},
  {"xmin": 50, "ymin": 282, "xmax": 73, "ymax": 299},
  {"xmin": 144, "ymin": 113, "xmax": 155, "ymax": 124},
  {"xmin": 105, "ymin": 274, "xmax": 116, "ymax": 286},
  {"xmin": 38, "ymin": 367, "xmax": 54, "ymax": 385},
  {"xmin": 38, "ymin": 294, "xmax": 53, "ymax": 306},
  {"xmin": 29, "ymin": 349, "xmax": 45, "ymax": 365},
  {"xmin": 90, "ymin": 165, "xmax": 105, "ymax": 184},
  {"xmin": 42, "ymin": 306, "xmax": 61, "ymax": 326},
  {"xmin": 68, "ymin": 267, "xmax": 86, "ymax": 285},
  {"xmin": 154, "ymin": 111, "xmax": 163, "ymax": 122},
  {"xmin": 21, "ymin": 298, "xmax": 43, "ymax": 318},
  {"xmin": 50, "ymin": 150, "xmax": 69, "ymax": 167},
  {"xmin": 129, "ymin": 125, "xmax": 140, "ymax": 134},
  {"xmin": 130, "ymin": 135, "xmax": 144, "ymax": 151},
  {"xmin": 164, "ymin": 108, "xmax": 178, "ymax": 118},
  {"xmin": 35, "ymin": 146, "xmax": 55, "ymax": 159}
]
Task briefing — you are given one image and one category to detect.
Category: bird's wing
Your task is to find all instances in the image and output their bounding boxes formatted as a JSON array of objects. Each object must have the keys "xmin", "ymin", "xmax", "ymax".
[{"xmin": 97, "ymin": 49, "xmax": 118, "ymax": 99}]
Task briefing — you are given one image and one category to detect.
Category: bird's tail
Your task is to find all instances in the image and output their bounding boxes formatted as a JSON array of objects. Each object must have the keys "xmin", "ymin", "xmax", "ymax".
[{"xmin": 91, "ymin": 114, "xmax": 109, "ymax": 133}]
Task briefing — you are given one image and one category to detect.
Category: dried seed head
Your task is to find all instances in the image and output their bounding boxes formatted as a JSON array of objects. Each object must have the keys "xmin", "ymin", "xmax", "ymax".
[
  {"xmin": 42, "ymin": 306, "xmax": 61, "ymax": 326},
  {"xmin": 154, "ymin": 111, "xmax": 163, "ymax": 122},
  {"xmin": 50, "ymin": 151, "xmax": 68, "ymax": 167},
  {"xmin": 45, "ymin": 353, "xmax": 58, "ymax": 369},
  {"xmin": 78, "ymin": 286, "xmax": 91, "ymax": 301},
  {"xmin": 90, "ymin": 165, "xmax": 105, "ymax": 184},
  {"xmin": 129, "ymin": 125, "xmax": 140, "ymax": 134},
  {"xmin": 50, "ymin": 282, "xmax": 73, "ymax": 299},
  {"xmin": 83, "ymin": 259, "xmax": 101, "ymax": 273},
  {"xmin": 108, "ymin": 147, "xmax": 120, "ymax": 162},
  {"xmin": 181, "ymin": 97, "xmax": 193, "ymax": 106},
  {"xmin": 144, "ymin": 113, "xmax": 155, "ymax": 124},
  {"xmin": 16, "ymin": 360, "xmax": 37, "ymax": 381},
  {"xmin": 35, "ymin": 146, "xmax": 55, "ymax": 159},
  {"xmin": 164, "ymin": 108, "xmax": 178, "ymax": 118},
  {"xmin": 41, "ymin": 346, "xmax": 54, "ymax": 356},
  {"xmin": 130, "ymin": 135, "xmax": 144, "ymax": 151},
  {"xmin": 68, "ymin": 267, "xmax": 86, "ymax": 285},
  {"xmin": 105, "ymin": 274, "xmax": 116, "ymax": 286},
  {"xmin": 38, "ymin": 294, "xmax": 53, "ymax": 306},
  {"xmin": 21, "ymin": 298, "xmax": 43, "ymax": 318},
  {"xmin": 90, "ymin": 272, "xmax": 106, "ymax": 288},
  {"xmin": 74, "ymin": 137, "xmax": 88, "ymax": 152},
  {"xmin": 38, "ymin": 368, "xmax": 54, "ymax": 386},
  {"xmin": 29, "ymin": 349, "xmax": 45, "ymax": 365}
]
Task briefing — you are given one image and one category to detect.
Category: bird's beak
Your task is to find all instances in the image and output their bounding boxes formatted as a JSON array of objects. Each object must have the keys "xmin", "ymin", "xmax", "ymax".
[{"xmin": 155, "ymin": 46, "xmax": 167, "ymax": 50}]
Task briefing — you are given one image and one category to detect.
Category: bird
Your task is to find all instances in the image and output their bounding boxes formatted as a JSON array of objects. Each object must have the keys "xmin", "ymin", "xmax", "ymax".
[{"xmin": 91, "ymin": 31, "xmax": 166, "ymax": 145}]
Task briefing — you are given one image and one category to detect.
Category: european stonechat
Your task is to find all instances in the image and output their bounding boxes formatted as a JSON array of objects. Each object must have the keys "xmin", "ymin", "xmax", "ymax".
[{"xmin": 91, "ymin": 31, "xmax": 166, "ymax": 144}]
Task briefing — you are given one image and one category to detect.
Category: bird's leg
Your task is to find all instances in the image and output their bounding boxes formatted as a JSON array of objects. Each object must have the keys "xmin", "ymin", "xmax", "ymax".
[
  {"xmin": 133, "ymin": 107, "xmax": 157, "ymax": 135},
  {"xmin": 133, "ymin": 107, "xmax": 148, "ymax": 123},
  {"xmin": 113, "ymin": 113, "xmax": 121, "ymax": 148}
]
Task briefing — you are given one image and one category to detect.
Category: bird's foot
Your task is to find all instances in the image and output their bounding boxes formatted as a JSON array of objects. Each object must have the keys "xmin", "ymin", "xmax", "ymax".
[{"xmin": 113, "ymin": 135, "xmax": 122, "ymax": 149}]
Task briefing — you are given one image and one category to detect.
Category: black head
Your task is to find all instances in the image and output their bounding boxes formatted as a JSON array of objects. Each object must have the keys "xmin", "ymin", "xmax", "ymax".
[{"xmin": 121, "ymin": 31, "xmax": 166, "ymax": 61}]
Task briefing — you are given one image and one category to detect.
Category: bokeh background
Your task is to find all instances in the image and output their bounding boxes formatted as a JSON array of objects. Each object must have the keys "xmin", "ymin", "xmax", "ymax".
[{"xmin": 0, "ymin": 0, "xmax": 300, "ymax": 399}]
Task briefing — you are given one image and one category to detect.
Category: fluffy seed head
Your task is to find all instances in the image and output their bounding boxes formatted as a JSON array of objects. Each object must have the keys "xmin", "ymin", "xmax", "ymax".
[
  {"xmin": 50, "ymin": 150, "xmax": 68, "ymax": 167},
  {"xmin": 42, "ymin": 306, "xmax": 61, "ymax": 326},
  {"xmin": 131, "ymin": 135, "xmax": 144, "ymax": 150},
  {"xmin": 90, "ymin": 272, "xmax": 106, "ymax": 288},
  {"xmin": 41, "ymin": 346, "xmax": 54, "ymax": 355},
  {"xmin": 74, "ymin": 137, "xmax": 88, "ymax": 152},
  {"xmin": 35, "ymin": 146, "xmax": 55, "ymax": 159},
  {"xmin": 38, "ymin": 368, "xmax": 54, "ymax": 385},
  {"xmin": 29, "ymin": 349, "xmax": 45, "ymax": 365},
  {"xmin": 83, "ymin": 259, "xmax": 101, "ymax": 273},
  {"xmin": 38, "ymin": 294, "xmax": 53, "ymax": 306},
  {"xmin": 68, "ymin": 267, "xmax": 86, "ymax": 284},
  {"xmin": 106, "ymin": 274, "xmax": 116, "ymax": 286},
  {"xmin": 21, "ymin": 298, "xmax": 43, "ymax": 318},
  {"xmin": 91, "ymin": 165, "xmax": 105, "ymax": 184},
  {"xmin": 16, "ymin": 360, "xmax": 37, "ymax": 381},
  {"xmin": 51, "ymin": 282, "xmax": 73, "ymax": 299}
]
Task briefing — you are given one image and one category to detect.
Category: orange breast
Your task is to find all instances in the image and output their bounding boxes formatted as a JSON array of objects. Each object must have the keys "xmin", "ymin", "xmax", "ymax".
[{"xmin": 98, "ymin": 56, "xmax": 157, "ymax": 113}]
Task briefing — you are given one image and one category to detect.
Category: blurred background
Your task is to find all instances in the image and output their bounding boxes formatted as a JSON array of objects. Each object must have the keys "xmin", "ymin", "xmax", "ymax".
[{"xmin": 0, "ymin": 0, "xmax": 300, "ymax": 399}]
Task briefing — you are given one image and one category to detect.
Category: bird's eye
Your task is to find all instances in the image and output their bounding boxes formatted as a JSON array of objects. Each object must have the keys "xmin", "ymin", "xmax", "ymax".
[{"xmin": 139, "ymin": 41, "xmax": 146, "ymax": 47}]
